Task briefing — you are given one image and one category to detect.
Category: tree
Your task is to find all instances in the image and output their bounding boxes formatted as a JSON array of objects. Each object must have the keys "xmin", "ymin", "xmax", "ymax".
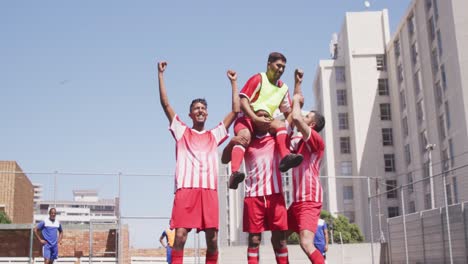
[
  {"xmin": 329, "ymin": 214, "xmax": 364, "ymax": 243},
  {"xmin": 0, "ymin": 211, "xmax": 11, "ymax": 224}
]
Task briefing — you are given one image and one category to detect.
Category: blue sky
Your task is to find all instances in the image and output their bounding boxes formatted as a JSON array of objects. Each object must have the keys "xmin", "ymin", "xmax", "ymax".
[{"xmin": 1, "ymin": 0, "xmax": 410, "ymax": 248}]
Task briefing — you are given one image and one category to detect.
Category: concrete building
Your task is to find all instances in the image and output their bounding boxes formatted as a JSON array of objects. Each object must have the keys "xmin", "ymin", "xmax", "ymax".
[
  {"xmin": 386, "ymin": 0, "xmax": 468, "ymax": 215},
  {"xmin": 314, "ymin": 0, "xmax": 468, "ymax": 241},
  {"xmin": 34, "ymin": 190, "xmax": 118, "ymax": 225},
  {"xmin": 0, "ymin": 161, "xmax": 34, "ymax": 223},
  {"xmin": 33, "ymin": 183, "xmax": 43, "ymax": 214},
  {"xmin": 314, "ymin": 10, "xmax": 391, "ymax": 240}
]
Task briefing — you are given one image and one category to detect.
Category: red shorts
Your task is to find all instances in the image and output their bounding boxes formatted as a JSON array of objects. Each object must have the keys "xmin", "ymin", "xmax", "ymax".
[
  {"xmin": 243, "ymin": 193, "xmax": 288, "ymax": 233},
  {"xmin": 287, "ymin": 201, "xmax": 322, "ymax": 233},
  {"xmin": 170, "ymin": 188, "xmax": 219, "ymax": 231},
  {"xmin": 234, "ymin": 115, "xmax": 254, "ymax": 134}
]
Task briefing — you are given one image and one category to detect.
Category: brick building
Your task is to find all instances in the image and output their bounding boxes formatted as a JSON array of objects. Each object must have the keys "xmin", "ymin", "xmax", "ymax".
[{"xmin": 0, "ymin": 161, "xmax": 34, "ymax": 223}]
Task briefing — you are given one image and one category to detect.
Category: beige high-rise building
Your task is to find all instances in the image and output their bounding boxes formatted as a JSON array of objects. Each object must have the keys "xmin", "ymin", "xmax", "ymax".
[
  {"xmin": 0, "ymin": 161, "xmax": 34, "ymax": 223},
  {"xmin": 314, "ymin": 0, "xmax": 468, "ymax": 241}
]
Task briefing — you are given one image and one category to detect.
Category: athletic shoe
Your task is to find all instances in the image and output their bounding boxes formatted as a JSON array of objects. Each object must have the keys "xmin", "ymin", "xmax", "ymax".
[
  {"xmin": 279, "ymin": 154, "xmax": 303, "ymax": 172},
  {"xmin": 228, "ymin": 171, "xmax": 245, "ymax": 189}
]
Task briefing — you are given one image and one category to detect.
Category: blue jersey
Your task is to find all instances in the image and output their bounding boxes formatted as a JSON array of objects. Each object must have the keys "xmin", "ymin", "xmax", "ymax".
[
  {"xmin": 314, "ymin": 219, "xmax": 327, "ymax": 246},
  {"xmin": 37, "ymin": 218, "xmax": 62, "ymax": 245}
]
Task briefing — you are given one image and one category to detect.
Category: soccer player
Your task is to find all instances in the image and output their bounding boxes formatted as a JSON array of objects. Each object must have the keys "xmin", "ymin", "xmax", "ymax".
[
  {"xmin": 228, "ymin": 52, "xmax": 304, "ymax": 189},
  {"xmin": 314, "ymin": 218, "xmax": 329, "ymax": 260},
  {"xmin": 222, "ymin": 109, "xmax": 289, "ymax": 264},
  {"xmin": 159, "ymin": 227, "xmax": 175, "ymax": 264},
  {"xmin": 158, "ymin": 61, "xmax": 239, "ymax": 264},
  {"xmin": 287, "ymin": 93, "xmax": 326, "ymax": 264},
  {"xmin": 34, "ymin": 208, "xmax": 63, "ymax": 264}
]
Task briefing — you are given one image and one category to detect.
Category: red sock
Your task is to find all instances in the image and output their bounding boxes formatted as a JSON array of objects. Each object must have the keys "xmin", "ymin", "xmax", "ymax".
[
  {"xmin": 231, "ymin": 145, "xmax": 245, "ymax": 172},
  {"xmin": 171, "ymin": 249, "xmax": 184, "ymax": 264},
  {"xmin": 308, "ymin": 249, "xmax": 325, "ymax": 264},
  {"xmin": 274, "ymin": 247, "xmax": 289, "ymax": 264},
  {"xmin": 206, "ymin": 250, "xmax": 218, "ymax": 264},
  {"xmin": 247, "ymin": 247, "xmax": 259, "ymax": 264},
  {"xmin": 275, "ymin": 127, "xmax": 290, "ymax": 159}
]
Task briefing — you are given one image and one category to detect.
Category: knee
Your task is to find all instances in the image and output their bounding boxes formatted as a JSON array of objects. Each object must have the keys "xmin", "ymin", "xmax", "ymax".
[
  {"xmin": 236, "ymin": 130, "xmax": 251, "ymax": 147},
  {"xmin": 248, "ymin": 234, "xmax": 261, "ymax": 248}
]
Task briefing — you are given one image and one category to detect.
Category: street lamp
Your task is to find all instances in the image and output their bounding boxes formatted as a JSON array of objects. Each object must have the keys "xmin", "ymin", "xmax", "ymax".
[{"xmin": 426, "ymin": 143, "xmax": 436, "ymax": 209}]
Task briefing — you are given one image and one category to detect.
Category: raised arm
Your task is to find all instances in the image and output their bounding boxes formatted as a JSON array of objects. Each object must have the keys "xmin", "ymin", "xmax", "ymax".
[
  {"xmin": 158, "ymin": 61, "xmax": 176, "ymax": 123},
  {"xmin": 223, "ymin": 70, "xmax": 241, "ymax": 129},
  {"xmin": 292, "ymin": 93, "xmax": 311, "ymax": 139},
  {"xmin": 285, "ymin": 69, "xmax": 305, "ymax": 126}
]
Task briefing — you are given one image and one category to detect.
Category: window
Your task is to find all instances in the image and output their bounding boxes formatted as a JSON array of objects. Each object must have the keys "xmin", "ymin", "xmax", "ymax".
[
  {"xmin": 446, "ymin": 184, "xmax": 453, "ymax": 205},
  {"xmin": 441, "ymin": 64, "xmax": 447, "ymax": 90},
  {"xmin": 376, "ymin": 55, "xmax": 386, "ymax": 71},
  {"xmin": 414, "ymin": 71, "xmax": 422, "ymax": 95},
  {"xmin": 388, "ymin": 207, "xmax": 400, "ymax": 218},
  {"xmin": 386, "ymin": 180, "xmax": 397, "ymax": 199},
  {"xmin": 378, "ymin": 79, "xmax": 389, "ymax": 95},
  {"xmin": 384, "ymin": 154, "xmax": 395, "ymax": 172},
  {"xmin": 428, "ymin": 17, "xmax": 436, "ymax": 41},
  {"xmin": 416, "ymin": 100, "xmax": 425, "ymax": 123},
  {"xmin": 343, "ymin": 186, "xmax": 354, "ymax": 200},
  {"xmin": 382, "ymin": 128, "xmax": 393, "ymax": 146},
  {"xmin": 400, "ymin": 90, "xmax": 406, "ymax": 111},
  {"xmin": 335, "ymin": 67, "xmax": 346, "ymax": 82},
  {"xmin": 344, "ymin": 211, "xmax": 355, "ymax": 223},
  {"xmin": 340, "ymin": 161, "xmax": 353, "ymax": 176},
  {"xmin": 435, "ymin": 81, "xmax": 443, "ymax": 106},
  {"xmin": 397, "ymin": 64, "xmax": 404, "ymax": 83},
  {"xmin": 407, "ymin": 172, "xmax": 414, "ymax": 193},
  {"xmin": 408, "ymin": 201, "xmax": 416, "ymax": 213},
  {"xmin": 402, "ymin": 116, "xmax": 409, "ymax": 137},
  {"xmin": 380, "ymin": 103, "xmax": 392, "ymax": 120},
  {"xmin": 426, "ymin": 0, "xmax": 432, "ymax": 9},
  {"xmin": 448, "ymin": 138, "xmax": 454, "ymax": 167},
  {"xmin": 433, "ymin": 0, "xmax": 439, "ymax": 20},
  {"xmin": 405, "ymin": 144, "xmax": 411, "ymax": 165},
  {"xmin": 445, "ymin": 102, "xmax": 451, "ymax": 129},
  {"xmin": 439, "ymin": 115, "xmax": 446, "ymax": 140},
  {"xmin": 337, "ymin": 90, "xmax": 347, "ymax": 106},
  {"xmin": 431, "ymin": 49, "xmax": 439, "ymax": 73},
  {"xmin": 338, "ymin": 113, "xmax": 349, "ymax": 130},
  {"xmin": 453, "ymin": 177, "xmax": 459, "ymax": 203},
  {"xmin": 425, "ymin": 193, "xmax": 432, "ymax": 209},
  {"xmin": 419, "ymin": 130, "xmax": 428, "ymax": 154},
  {"xmin": 394, "ymin": 39, "xmax": 401, "ymax": 59},
  {"xmin": 437, "ymin": 30, "xmax": 443, "ymax": 55},
  {"xmin": 340, "ymin": 137, "xmax": 351, "ymax": 154},
  {"xmin": 442, "ymin": 149, "xmax": 449, "ymax": 171},
  {"xmin": 407, "ymin": 13, "xmax": 415, "ymax": 36},
  {"xmin": 411, "ymin": 43, "xmax": 418, "ymax": 65}
]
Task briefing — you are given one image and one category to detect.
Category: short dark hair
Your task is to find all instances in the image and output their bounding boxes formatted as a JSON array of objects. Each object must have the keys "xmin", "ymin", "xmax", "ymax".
[
  {"xmin": 189, "ymin": 98, "xmax": 207, "ymax": 111},
  {"xmin": 268, "ymin": 52, "xmax": 287, "ymax": 63},
  {"xmin": 311, "ymin": 111, "xmax": 325, "ymax": 132},
  {"xmin": 49, "ymin": 208, "xmax": 56, "ymax": 213}
]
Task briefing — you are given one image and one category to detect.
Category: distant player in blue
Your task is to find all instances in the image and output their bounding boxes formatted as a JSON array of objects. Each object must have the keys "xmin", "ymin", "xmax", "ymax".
[
  {"xmin": 314, "ymin": 218, "xmax": 329, "ymax": 260},
  {"xmin": 34, "ymin": 208, "xmax": 63, "ymax": 264}
]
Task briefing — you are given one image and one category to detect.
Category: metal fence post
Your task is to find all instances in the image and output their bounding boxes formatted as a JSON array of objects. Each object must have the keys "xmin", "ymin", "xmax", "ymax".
[
  {"xmin": 367, "ymin": 177, "xmax": 375, "ymax": 264},
  {"xmin": 29, "ymin": 224, "xmax": 34, "ymax": 264},
  {"xmin": 118, "ymin": 172, "xmax": 122, "ymax": 264},
  {"xmin": 400, "ymin": 187, "xmax": 409, "ymax": 264},
  {"xmin": 442, "ymin": 173, "xmax": 454, "ymax": 264}
]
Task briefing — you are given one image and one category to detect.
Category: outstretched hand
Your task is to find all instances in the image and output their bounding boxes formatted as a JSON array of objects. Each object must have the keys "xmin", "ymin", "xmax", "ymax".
[
  {"xmin": 227, "ymin": 70, "xmax": 237, "ymax": 81},
  {"xmin": 295, "ymin": 68, "xmax": 304, "ymax": 83},
  {"xmin": 158, "ymin": 61, "xmax": 168, "ymax": 73}
]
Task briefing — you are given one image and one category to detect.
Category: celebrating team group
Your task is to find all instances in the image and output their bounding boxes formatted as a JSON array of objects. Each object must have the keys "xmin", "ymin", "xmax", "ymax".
[{"xmin": 158, "ymin": 52, "xmax": 327, "ymax": 264}]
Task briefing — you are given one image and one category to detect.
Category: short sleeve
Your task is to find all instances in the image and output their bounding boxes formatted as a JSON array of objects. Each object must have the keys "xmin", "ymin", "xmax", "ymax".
[
  {"xmin": 37, "ymin": 221, "xmax": 45, "ymax": 230},
  {"xmin": 305, "ymin": 129, "xmax": 325, "ymax": 152},
  {"xmin": 279, "ymin": 91, "xmax": 292, "ymax": 113},
  {"xmin": 169, "ymin": 115, "xmax": 187, "ymax": 141},
  {"xmin": 211, "ymin": 122, "xmax": 229, "ymax": 145},
  {"xmin": 161, "ymin": 231, "xmax": 166, "ymax": 237},
  {"xmin": 239, "ymin": 74, "xmax": 262, "ymax": 101},
  {"xmin": 58, "ymin": 224, "xmax": 63, "ymax": 232}
]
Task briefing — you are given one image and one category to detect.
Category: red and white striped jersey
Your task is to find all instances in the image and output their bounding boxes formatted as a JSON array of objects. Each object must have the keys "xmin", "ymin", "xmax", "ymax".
[
  {"xmin": 290, "ymin": 127, "xmax": 325, "ymax": 203},
  {"xmin": 170, "ymin": 115, "xmax": 228, "ymax": 190},
  {"xmin": 244, "ymin": 134, "xmax": 283, "ymax": 197}
]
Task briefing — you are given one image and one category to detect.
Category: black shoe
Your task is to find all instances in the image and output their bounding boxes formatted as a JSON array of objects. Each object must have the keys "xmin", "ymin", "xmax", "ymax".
[
  {"xmin": 228, "ymin": 171, "xmax": 245, "ymax": 189},
  {"xmin": 279, "ymin": 154, "xmax": 304, "ymax": 172}
]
